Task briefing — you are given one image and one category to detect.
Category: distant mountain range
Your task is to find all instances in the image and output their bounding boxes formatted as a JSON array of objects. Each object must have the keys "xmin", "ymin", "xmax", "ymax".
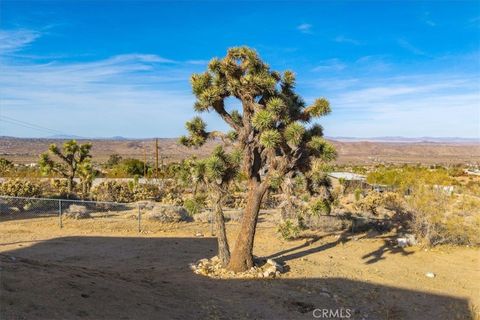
[
  {"xmin": 1, "ymin": 135, "xmax": 478, "ymax": 144},
  {"xmin": 326, "ymin": 136, "xmax": 479, "ymax": 144}
]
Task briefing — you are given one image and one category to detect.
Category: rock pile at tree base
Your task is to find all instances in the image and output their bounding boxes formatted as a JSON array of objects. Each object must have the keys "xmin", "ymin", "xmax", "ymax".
[{"xmin": 189, "ymin": 256, "xmax": 284, "ymax": 279}]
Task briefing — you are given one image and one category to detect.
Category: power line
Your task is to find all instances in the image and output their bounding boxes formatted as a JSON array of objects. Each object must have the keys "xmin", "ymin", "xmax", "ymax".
[{"xmin": 0, "ymin": 115, "xmax": 69, "ymax": 136}]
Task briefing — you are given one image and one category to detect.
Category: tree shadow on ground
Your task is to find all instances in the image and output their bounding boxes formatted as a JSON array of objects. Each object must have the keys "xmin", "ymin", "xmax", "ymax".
[
  {"xmin": 361, "ymin": 236, "xmax": 414, "ymax": 264},
  {"xmin": 0, "ymin": 236, "xmax": 474, "ymax": 320}
]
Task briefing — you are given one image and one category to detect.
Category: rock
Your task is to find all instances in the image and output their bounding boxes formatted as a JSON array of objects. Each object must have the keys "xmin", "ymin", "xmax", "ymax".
[
  {"xmin": 145, "ymin": 205, "xmax": 188, "ymax": 222},
  {"xmin": 405, "ymin": 233, "xmax": 417, "ymax": 246},
  {"xmin": 263, "ymin": 265, "xmax": 277, "ymax": 278},
  {"xmin": 64, "ymin": 205, "xmax": 91, "ymax": 220},
  {"xmin": 266, "ymin": 258, "xmax": 284, "ymax": 272},
  {"xmin": 425, "ymin": 272, "xmax": 436, "ymax": 278},
  {"xmin": 195, "ymin": 232, "xmax": 204, "ymax": 237},
  {"xmin": 397, "ymin": 237, "xmax": 408, "ymax": 248}
]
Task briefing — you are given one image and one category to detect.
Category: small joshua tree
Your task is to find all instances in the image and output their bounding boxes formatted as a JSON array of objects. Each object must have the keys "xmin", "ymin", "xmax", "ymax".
[
  {"xmin": 181, "ymin": 47, "xmax": 336, "ymax": 272},
  {"xmin": 39, "ymin": 140, "xmax": 92, "ymax": 194},
  {"xmin": 78, "ymin": 158, "xmax": 97, "ymax": 198},
  {"xmin": 191, "ymin": 146, "xmax": 240, "ymax": 266}
]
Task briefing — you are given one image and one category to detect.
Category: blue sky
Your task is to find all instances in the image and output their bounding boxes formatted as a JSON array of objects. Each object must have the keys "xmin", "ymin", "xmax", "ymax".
[{"xmin": 0, "ymin": 1, "xmax": 479, "ymax": 138}]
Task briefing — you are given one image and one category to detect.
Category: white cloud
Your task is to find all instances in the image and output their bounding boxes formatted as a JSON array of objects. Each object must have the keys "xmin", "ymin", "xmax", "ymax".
[
  {"xmin": 297, "ymin": 23, "xmax": 312, "ymax": 34},
  {"xmin": 334, "ymin": 35, "xmax": 361, "ymax": 45},
  {"xmin": 314, "ymin": 74, "xmax": 480, "ymax": 138},
  {"xmin": 312, "ymin": 59, "xmax": 346, "ymax": 72},
  {"xmin": 398, "ymin": 38, "xmax": 427, "ymax": 56},
  {"xmin": 0, "ymin": 29, "xmax": 40, "ymax": 54},
  {"xmin": 0, "ymin": 30, "xmax": 212, "ymax": 138}
]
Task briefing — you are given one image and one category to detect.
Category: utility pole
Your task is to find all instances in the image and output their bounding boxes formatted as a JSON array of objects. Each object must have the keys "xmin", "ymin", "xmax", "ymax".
[
  {"xmin": 155, "ymin": 138, "xmax": 159, "ymax": 179},
  {"xmin": 143, "ymin": 145, "xmax": 147, "ymax": 178}
]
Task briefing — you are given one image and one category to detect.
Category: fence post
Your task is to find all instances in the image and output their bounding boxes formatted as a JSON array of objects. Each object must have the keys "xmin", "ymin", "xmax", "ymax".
[
  {"xmin": 58, "ymin": 199, "xmax": 63, "ymax": 228},
  {"xmin": 137, "ymin": 203, "xmax": 141, "ymax": 233}
]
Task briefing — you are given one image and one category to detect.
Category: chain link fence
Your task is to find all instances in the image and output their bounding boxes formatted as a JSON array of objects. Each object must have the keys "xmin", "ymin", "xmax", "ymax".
[{"xmin": 0, "ymin": 196, "xmax": 143, "ymax": 232}]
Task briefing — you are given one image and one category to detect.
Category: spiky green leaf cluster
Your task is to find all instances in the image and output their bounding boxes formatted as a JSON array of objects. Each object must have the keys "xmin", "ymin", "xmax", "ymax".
[
  {"xmin": 252, "ymin": 109, "xmax": 275, "ymax": 130},
  {"xmin": 284, "ymin": 122, "xmax": 305, "ymax": 146},
  {"xmin": 259, "ymin": 130, "xmax": 281, "ymax": 149},
  {"xmin": 307, "ymin": 137, "xmax": 337, "ymax": 161},
  {"xmin": 180, "ymin": 117, "xmax": 209, "ymax": 147},
  {"xmin": 307, "ymin": 98, "xmax": 331, "ymax": 117}
]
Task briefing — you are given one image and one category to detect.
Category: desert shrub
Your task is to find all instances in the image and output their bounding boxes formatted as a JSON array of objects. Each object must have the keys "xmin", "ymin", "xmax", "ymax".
[
  {"xmin": 407, "ymin": 186, "xmax": 480, "ymax": 246},
  {"xmin": 367, "ymin": 166, "xmax": 456, "ymax": 192},
  {"xmin": 48, "ymin": 179, "xmax": 78, "ymax": 198},
  {"xmin": 106, "ymin": 154, "xmax": 122, "ymax": 167},
  {"xmin": 0, "ymin": 158, "xmax": 14, "ymax": 175},
  {"xmin": 184, "ymin": 195, "xmax": 207, "ymax": 216},
  {"xmin": 310, "ymin": 198, "xmax": 331, "ymax": 215},
  {"xmin": 64, "ymin": 204, "xmax": 91, "ymax": 219},
  {"xmin": 108, "ymin": 158, "xmax": 148, "ymax": 177},
  {"xmin": 91, "ymin": 181, "xmax": 135, "ymax": 202},
  {"xmin": 382, "ymin": 192, "xmax": 404, "ymax": 213},
  {"xmin": 303, "ymin": 215, "xmax": 350, "ymax": 232},
  {"xmin": 278, "ymin": 219, "xmax": 301, "ymax": 240},
  {"xmin": 355, "ymin": 192, "xmax": 384, "ymax": 215},
  {"xmin": 0, "ymin": 179, "xmax": 42, "ymax": 198},
  {"xmin": 193, "ymin": 210, "xmax": 212, "ymax": 223},
  {"xmin": 0, "ymin": 179, "xmax": 42, "ymax": 211},
  {"xmin": 145, "ymin": 205, "xmax": 189, "ymax": 222},
  {"xmin": 132, "ymin": 183, "xmax": 162, "ymax": 201},
  {"xmin": 354, "ymin": 188, "xmax": 362, "ymax": 202}
]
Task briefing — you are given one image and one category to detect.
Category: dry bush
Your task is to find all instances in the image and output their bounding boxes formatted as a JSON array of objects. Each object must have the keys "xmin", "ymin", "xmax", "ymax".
[
  {"xmin": 64, "ymin": 204, "xmax": 91, "ymax": 219},
  {"xmin": 48, "ymin": 179, "xmax": 77, "ymax": 198},
  {"xmin": 92, "ymin": 181, "xmax": 134, "ymax": 202},
  {"xmin": 355, "ymin": 192, "xmax": 384, "ymax": 215},
  {"xmin": 407, "ymin": 187, "xmax": 480, "ymax": 246},
  {"xmin": 91, "ymin": 181, "xmax": 161, "ymax": 203},
  {"xmin": 145, "ymin": 205, "xmax": 189, "ymax": 222},
  {"xmin": 132, "ymin": 183, "xmax": 162, "ymax": 201},
  {"xmin": 302, "ymin": 214, "xmax": 351, "ymax": 232},
  {"xmin": 0, "ymin": 179, "xmax": 42, "ymax": 211}
]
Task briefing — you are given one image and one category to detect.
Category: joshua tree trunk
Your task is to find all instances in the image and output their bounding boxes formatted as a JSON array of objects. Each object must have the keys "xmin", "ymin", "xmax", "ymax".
[
  {"xmin": 214, "ymin": 194, "xmax": 230, "ymax": 266},
  {"xmin": 228, "ymin": 180, "xmax": 268, "ymax": 272},
  {"xmin": 67, "ymin": 176, "xmax": 74, "ymax": 194}
]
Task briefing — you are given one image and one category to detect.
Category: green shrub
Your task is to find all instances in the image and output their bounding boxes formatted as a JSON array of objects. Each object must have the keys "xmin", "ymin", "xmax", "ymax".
[
  {"xmin": 278, "ymin": 219, "xmax": 301, "ymax": 240},
  {"xmin": 108, "ymin": 158, "xmax": 148, "ymax": 177},
  {"xmin": 183, "ymin": 195, "xmax": 206, "ymax": 216},
  {"xmin": 354, "ymin": 188, "xmax": 362, "ymax": 202},
  {"xmin": 310, "ymin": 198, "xmax": 331, "ymax": 215}
]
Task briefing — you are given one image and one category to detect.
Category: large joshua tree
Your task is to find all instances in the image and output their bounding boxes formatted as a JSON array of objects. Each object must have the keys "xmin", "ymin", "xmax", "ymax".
[
  {"xmin": 181, "ymin": 47, "xmax": 336, "ymax": 272},
  {"xmin": 39, "ymin": 140, "xmax": 92, "ymax": 194}
]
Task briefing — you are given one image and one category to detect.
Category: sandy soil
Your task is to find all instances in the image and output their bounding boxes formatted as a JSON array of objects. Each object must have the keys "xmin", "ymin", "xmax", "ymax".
[{"xmin": 0, "ymin": 212, "xmax": 479, "ymax": 320}]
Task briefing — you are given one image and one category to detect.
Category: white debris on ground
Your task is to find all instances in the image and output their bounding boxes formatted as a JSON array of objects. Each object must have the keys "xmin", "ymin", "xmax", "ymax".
[
  {"xmin": 425, "ymin": 272, "xmax": 436, "ymax": 278},
  {"xmin": 189, "ymin": 256, "xmax": 284, "ymax": 279},
  {"xmin": 397, "ymin": 233, "xmax": 417, "ymax": 248}
]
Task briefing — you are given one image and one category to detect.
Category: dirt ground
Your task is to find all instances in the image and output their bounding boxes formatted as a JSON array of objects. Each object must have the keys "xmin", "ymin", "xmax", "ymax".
[{"xmin": 0, "ymin": 211, "xmax": 478, "ymax": 320}]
